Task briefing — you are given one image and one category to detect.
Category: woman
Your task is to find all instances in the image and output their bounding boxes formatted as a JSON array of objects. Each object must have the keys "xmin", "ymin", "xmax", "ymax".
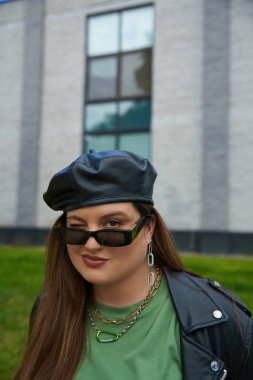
[{"xmin": 13, "ymin": 150, "xmax": 252, "ymax": 380}]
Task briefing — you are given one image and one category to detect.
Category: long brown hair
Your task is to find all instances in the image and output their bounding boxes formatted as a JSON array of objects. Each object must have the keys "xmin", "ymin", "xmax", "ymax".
[{"xmin": 13, "ymin": 203, "xmax": 188, "ymax": 380}]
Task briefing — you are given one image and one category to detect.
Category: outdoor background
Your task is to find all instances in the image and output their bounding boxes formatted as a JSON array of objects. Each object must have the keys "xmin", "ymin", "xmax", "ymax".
[
  {"xmin": 1, "ymin": 246, "xmax": 252, "ymax": 380},
  {"xmin": 1, "ymin": 0, "xmax": 253, "ymax": 252},
  {"xmin": 0, "ymin": 0, "xmax": 253, "ymax": 379}
]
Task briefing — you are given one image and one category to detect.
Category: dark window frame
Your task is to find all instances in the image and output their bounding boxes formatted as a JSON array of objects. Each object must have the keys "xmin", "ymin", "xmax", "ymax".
[{"xmin": 84, "ymin": 4, "xmax": 153, "ymax": 154}]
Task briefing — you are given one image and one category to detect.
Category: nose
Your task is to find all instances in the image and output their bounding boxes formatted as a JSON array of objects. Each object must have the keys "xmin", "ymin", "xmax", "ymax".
[{"xmin": 84, "ymin": 234, "xmax": 102, "ymax": 250}]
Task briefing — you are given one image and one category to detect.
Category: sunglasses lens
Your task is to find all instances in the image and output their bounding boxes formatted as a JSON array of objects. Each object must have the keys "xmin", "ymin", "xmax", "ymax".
[
  {"xmin": 55, "ymin": 215, "xmax": 151, "ymax": 247},
  {"xmin": 96, "ymin": 231, "xmax": 128, "ymax": 247},
  {"xmin": 57, "ymin": 227, "xmax": 88, "ymax": 245}
]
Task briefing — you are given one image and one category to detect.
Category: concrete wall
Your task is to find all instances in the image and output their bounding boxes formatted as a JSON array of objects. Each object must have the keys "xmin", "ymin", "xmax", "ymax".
[
  {"xmin": 229, "ymin": 0, "xmax": 253, "ymax": 232},
  {"xmin": 37, "ymin": 2, "xmax": 86, "ymax": 226},
  {"xmin": 152, "ymin": 0, "xmax": 203, "ymax": 231},
  {"xmin": 0, "ymin": 2, "xmax": 24, "ymax": 225},
  {"xmin": 0, "ymin": 0, "xmax": 253, "ymax": 246},
  {"xmin": 37, "ymin": 0, "xmax": 152, "ymax": 226}
]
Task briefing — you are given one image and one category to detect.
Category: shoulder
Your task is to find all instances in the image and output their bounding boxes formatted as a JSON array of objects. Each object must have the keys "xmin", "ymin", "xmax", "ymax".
[
  {"xmin": 164, "ymin": 268, "xmax": 252, "ymax": 318},
  {"xmin": 164, "ymin": 269, "xmax": 253, "ymax": 379},
  {"xmin": 163, "ymin": 267, "xmax": 252, "ymax": 340}
]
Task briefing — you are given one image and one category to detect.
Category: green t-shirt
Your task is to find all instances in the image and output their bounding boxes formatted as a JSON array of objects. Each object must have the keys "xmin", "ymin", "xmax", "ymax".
[{"xmin": 74, "ymin": 276, "xmax": 182, "ymax": 380}]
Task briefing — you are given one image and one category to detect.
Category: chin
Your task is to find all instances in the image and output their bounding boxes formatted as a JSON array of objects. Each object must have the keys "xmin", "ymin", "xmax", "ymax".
[{"xmin": 76, "ymin": 268, "xmax": 111, "ymax": 286}]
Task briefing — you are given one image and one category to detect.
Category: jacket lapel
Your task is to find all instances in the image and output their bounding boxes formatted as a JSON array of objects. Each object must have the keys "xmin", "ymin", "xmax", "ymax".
[{"xmin": 164, "ymin": 269, "xmax": 228, "ymax": 380}]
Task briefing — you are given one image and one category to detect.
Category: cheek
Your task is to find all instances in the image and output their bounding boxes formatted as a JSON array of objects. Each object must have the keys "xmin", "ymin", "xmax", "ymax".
[
  {"xmin": 137, "ymin": 229, "xmax": 150, "ymax": 252},
  {"xmin": 67, "ymin": 245, "xmax": 80, "ymax": 266},
  {"xmin": 67, "ymin": 242, "xmax": 82, "ymax": 252},
  {"xmin": 120, "ymin": 234, "xmax": 148, "ymax": 262}
]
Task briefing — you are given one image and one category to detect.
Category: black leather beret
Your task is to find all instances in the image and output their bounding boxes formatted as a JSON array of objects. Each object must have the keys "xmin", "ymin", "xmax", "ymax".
[{"xmin": 43, "ymin": 150, "xmax": 157, "ymax": 211}]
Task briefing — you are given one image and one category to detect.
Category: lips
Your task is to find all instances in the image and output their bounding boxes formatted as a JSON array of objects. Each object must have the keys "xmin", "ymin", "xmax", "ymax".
[{"xmin": 81, "ymin": 254, "xmax": 108, "ymax": 268}]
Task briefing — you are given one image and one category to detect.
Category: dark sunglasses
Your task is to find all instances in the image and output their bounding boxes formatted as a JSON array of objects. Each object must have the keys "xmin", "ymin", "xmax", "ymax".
[{"xmin": 54, "ymin": 214, "xmax": 151, "ymax": 247}]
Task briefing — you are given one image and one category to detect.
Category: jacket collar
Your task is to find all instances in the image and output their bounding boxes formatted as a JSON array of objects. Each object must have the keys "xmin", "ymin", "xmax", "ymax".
[{"xmin": 163, "ymin": 268, "xmax": 228, "ymax": 333}]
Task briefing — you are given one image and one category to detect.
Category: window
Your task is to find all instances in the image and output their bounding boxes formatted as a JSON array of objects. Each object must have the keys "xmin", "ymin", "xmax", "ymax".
[{"xmin": 84, "ymin": 5, "xmax": 154, "ymax": 159}]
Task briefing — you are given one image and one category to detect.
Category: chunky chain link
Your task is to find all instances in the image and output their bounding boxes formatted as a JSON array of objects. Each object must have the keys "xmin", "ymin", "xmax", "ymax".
[
  {"xmin": 88, "ymin": 267, "xmax": 162, "ymax": 343},
  {"xmin": 90, "ymin": 266, "xmax": 161, "ymax": 325}
]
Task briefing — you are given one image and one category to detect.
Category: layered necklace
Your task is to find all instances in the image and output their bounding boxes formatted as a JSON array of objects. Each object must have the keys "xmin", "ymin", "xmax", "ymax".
[{"xmin": 88, "ymin": 267, "xmax": 162, "ymax": 343}]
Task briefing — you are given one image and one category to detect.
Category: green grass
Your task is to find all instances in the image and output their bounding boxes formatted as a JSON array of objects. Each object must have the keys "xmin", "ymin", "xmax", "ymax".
[
  {"xmin": 0, "ymin": 247, "xmax": 252, "ymax": 380},
  {"xmin": 0, "ymin": 247, "xmax": 44, "ymax": 380},
  {"xmin": 181, "ymin": 254, "xmax": 253, "ymax": 310}
]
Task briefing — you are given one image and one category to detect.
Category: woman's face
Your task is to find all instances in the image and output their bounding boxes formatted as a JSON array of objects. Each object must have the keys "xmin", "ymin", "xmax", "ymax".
[{"xmin": 66, "ymin": 202, "xmax": 155, "ymax": 289}]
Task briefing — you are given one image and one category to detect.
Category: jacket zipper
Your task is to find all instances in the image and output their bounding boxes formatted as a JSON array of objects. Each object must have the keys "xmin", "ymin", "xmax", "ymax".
[{"xmin": 220, "ymin": 369, "xmax": 227, "ymax": 380}]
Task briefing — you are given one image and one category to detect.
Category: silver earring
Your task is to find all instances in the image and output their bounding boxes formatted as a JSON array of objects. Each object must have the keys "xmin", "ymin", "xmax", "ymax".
[{"xmin": 147, "ymin": 241, "xmax": 155, "ymax": 286}]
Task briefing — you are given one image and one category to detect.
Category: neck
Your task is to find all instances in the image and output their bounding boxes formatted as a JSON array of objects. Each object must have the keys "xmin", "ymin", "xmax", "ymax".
[{"xmin": 93, "ymin": 266, "xmax": 152, "ymax": 307}]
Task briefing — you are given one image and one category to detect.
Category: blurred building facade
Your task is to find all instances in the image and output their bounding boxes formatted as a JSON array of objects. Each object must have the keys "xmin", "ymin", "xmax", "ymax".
[{"xmin": 0, "ymin": 0, "xmax": 253, "ymax": 253}]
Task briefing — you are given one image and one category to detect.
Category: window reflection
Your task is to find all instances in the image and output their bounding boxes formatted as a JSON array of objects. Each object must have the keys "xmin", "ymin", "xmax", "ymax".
[
  {"xmin": 120, "ymin": 50, "xmax": 152, "ymax": 96},
  {"xmin": 119, "ymin": 100, "xmax": 151, "ymax": 130},
  {"xmin": 88, "ymin": 13, "xmax": 119, "ymax": 56},
  {"xmin": 85, "ymin": 5, "xmax": 153, "ymax": 157},
  {"xmin": 87, "ymin": 57, "xmax": 117, "ymax": 99},
  {"xmin": 86, "ymin": 134, "xmax": 116, "ymax": 152},
  {"xmin": 85, "ymin": 103, "xmax": 117, "ymax": 132},
  {"xmin": 121, "ymin": 7, "xmax": 153, "ymax": 51},
  {"xmin": 119, "ymin": 132, "xmax": 150, "ymax": 159}
]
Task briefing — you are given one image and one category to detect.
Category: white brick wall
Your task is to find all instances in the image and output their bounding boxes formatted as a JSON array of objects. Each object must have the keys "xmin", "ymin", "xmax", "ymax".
[
  {"xmin": 229, "ymin": 0, "xmax": 253, "ymax": 232},
  {"xmin": 37, "ymin": 9, "xmax": 86, "ymax": 226},
  {"xmin": 0, "ymin": 6, "xmax": 24, "ymax": 225},
  {"xmin": 152, "ymin": 0, "xmax": 203, "ymax": 230},
  {"xmin": 36, "ymin": 0, "xmax": 154, "ymax": 227},
  {"xmin": 1, "ymin": 0, "xmax": 253, "ymax": 234}
]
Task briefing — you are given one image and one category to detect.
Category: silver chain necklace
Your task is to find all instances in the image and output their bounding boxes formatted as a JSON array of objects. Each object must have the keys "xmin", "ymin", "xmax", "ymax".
[
  {"xmin": 88, "ymin": 269, "xmax": 162, "ymax": 343},
  {"xmin": 88, "ymin": 310, "xmax": 140, "ymax": 343}
]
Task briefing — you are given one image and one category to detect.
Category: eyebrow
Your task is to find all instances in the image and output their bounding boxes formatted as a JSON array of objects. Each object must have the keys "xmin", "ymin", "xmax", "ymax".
[
  {"xmin": 66, "ymin": 215, "xmax": 86, "ymax": 222},
  {"xmin": 66, "ymin": 211, "xmax": 130, "ymax": 223}
]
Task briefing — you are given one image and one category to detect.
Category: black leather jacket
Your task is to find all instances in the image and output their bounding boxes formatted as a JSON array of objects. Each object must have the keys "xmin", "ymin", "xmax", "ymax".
[
  {"xmin": 30, "ymin": 269, "xmax": 252, "ymax": 379},
  {"xmin": 164, "ymin": 268, "xmax": 253, "ymax": 380}
]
